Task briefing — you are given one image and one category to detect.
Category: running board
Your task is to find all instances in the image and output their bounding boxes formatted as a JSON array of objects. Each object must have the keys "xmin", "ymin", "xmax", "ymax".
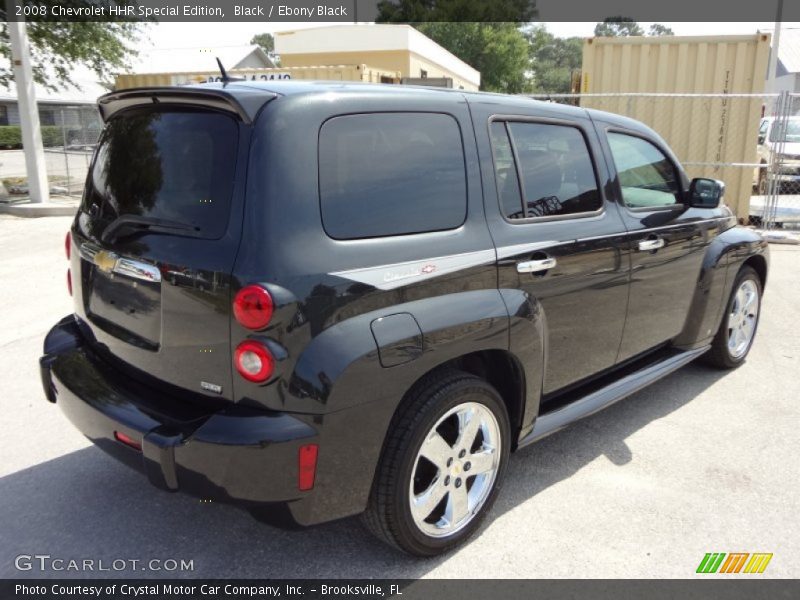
[{"xmin": 518, "ymin": 346, "xmax": 710, "ymax": 449}]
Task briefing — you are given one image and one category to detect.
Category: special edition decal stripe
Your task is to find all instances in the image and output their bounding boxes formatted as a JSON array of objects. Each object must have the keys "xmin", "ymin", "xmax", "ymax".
[{"xmin": 330, "ymin": 249, "xmax": 497, "ymax": 291}]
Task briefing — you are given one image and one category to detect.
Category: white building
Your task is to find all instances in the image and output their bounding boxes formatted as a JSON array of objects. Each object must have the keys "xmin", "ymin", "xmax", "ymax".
[
  {"xmin": 130, "ymin": 44, "xmax": 274, "ymax": 75},
  {"xmin": 0, "ymin": 67, "xmax": 106, "ymax": 130},
  {"xmin": 275, "ymin": 24, "xmax": 481, "ymax": 91}
]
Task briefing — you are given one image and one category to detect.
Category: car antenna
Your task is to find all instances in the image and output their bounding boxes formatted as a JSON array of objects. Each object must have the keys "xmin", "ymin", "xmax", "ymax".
[{"xmin": 215, "ymin": 57, "xmax": 244, "ymax": 85}]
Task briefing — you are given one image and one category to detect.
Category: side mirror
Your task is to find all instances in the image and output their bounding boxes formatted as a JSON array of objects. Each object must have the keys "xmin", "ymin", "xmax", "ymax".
[{"xmin": 688, "ymin": 178, "xmax": 724, "ymax": 209}]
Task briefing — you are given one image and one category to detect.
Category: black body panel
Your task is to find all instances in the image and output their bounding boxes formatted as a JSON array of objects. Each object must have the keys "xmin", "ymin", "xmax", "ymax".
[{"xmin": 41, "ymin": 82, "xmax": 769, "ymax": 527}]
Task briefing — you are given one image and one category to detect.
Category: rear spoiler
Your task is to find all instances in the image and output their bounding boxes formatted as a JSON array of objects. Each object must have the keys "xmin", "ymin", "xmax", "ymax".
[{"xmin": 97, "ymin": 86, "xmax": 278, "ymax": 124}]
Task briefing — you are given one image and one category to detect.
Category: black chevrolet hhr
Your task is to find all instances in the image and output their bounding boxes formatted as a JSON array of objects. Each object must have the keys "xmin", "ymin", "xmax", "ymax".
[{"xmin": 41, "ymin": 81, "xmax": 768, "ymax": 556}]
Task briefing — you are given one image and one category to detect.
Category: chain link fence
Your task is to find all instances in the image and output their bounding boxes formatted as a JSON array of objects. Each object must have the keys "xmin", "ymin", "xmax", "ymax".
[
  {"xmin": 754, "ymin": 92, "xmax": 800, "ymax": 229},
  {"xmin": 42, "ymin": 105, "xmax": 100, "ymax": 197},
  {"xmin": 0, "ymin": 104, "xmax": 99, "ymax": 199},
  {"xmin": 3, "ymin": 92, "xmax": 799, "ymax": 230},
  {"xmin": 529, "ymin": 92, "xmax": 800, "ymax": 231}
]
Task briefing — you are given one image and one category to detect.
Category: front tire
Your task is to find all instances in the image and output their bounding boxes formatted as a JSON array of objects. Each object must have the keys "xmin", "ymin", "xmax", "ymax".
[
  {"xmin": 363, "ymin": 370, "xmax": 510, "ymax": 556},
  {"xmin": 704, "ymin": 266, "xmax": 762, "ymax": 369}
]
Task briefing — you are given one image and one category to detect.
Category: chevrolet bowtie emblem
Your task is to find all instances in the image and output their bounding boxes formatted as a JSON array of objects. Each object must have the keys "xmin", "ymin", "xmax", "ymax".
[{"xmin": 93, "ymin": 250, "xmax": 119, "ymax": 273}]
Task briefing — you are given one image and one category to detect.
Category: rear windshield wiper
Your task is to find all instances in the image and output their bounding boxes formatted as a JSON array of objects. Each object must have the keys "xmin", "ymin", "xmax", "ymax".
[{"xmin": 101, "ymin": 215, "xmax": 202, "ymax": 243}]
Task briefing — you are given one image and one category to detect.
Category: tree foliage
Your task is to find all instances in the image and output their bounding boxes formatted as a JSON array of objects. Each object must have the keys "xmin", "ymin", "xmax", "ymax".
[
  {"xmin": 524, "ymin": 25, "xmax": 582, "ymax": 94},
  {"xmin": 594, "ymin": 18, "xmax": 674, "ymax": 38},
  {"xmin": 414, "ymin": 23, "xmax": 531, "ymax": 93},
  {"xmin": 377, "ymin": 0, "xmax": 538, "ymax": 22},
  {"xmin": 250, "ymin": 32, "xmax": 280, "ymax": 66},
  {"xmin": 594, "ymin": 18, "xmax": 644, "ymax": 37},
  {"xmin": 250, "ymin": 33, "xmax": 274, "ymax": 54},
  {"xmin": 647, "ymin": 23, "xmax": 675, "ymax": 36},
  {"xmin": 0, "ymin": 2, "xmax": 141, "ymax": 92}
]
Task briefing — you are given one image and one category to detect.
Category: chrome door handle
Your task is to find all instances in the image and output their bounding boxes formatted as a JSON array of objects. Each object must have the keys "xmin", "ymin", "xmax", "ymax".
[
  {"xmin": 517, "ymin": 257, "xmax": 557, "ymax": 274},
  {"xmin": 638, "ymin": 238, "xmax": 665, "ymax": 251}
]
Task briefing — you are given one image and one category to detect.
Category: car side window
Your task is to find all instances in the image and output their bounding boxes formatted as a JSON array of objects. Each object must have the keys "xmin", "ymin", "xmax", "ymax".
[
  {"xmin": 490, "ymin": 121, "xmax": 525, "ymax": 219},
  {"xmin": 319, "ymin": 112, "xmax": 467, "ymax": 240},
  {"xmin": 607, "ymin": 132, "xmax": 681, "ymax": 209},
  {"xmin": 489, "ymin": 120, "xmax": 602, "ymax": 220}
]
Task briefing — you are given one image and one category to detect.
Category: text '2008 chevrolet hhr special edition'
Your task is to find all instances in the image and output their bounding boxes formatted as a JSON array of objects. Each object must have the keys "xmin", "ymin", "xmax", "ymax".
[{"xmin": 40, "ymin": 81, "xmax": 768, "ymax": 556}]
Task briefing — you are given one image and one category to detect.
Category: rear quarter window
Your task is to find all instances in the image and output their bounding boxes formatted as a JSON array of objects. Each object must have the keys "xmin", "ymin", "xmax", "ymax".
[{"xmin": 318, "ymin": 112, "xmax": 467, "ymax": 240}]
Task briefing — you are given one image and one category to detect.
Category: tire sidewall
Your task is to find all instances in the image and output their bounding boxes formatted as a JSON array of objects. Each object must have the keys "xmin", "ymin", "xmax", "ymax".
[
  {"xmin": 720, "ymin": 267, "xmax": 762, "ymax": 366},
  {"xmin": 391, "ymin": 379, "xmax": 511, "ymax": 556}
]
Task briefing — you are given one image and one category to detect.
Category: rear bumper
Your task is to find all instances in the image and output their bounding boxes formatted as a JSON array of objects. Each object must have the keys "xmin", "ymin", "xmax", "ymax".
[{"xmin": 40, "ymin": 315, "xmax": 320, "ymax": 526}]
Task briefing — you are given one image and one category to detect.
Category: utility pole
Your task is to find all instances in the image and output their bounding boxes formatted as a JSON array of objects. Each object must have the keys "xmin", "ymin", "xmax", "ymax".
[{"xmin": 6, "ymin": 0, "xmax": 49, "ymax": 203}]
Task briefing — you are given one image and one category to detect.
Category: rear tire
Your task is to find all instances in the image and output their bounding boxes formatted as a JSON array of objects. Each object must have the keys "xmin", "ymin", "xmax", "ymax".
[
  {"xmin": 703, "ymin": 266, "xmax": 762, "ymax": 369},
  {"xmin": 362, "ymin": 370, "xmax": 510, "ymax": 556}
]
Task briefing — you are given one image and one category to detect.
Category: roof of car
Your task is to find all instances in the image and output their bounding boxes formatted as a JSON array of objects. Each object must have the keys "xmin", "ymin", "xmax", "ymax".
[
  {"xmin": 102, "ymin": 80, "xmax": 630, "ymax": 127},
  {"xmin": 187, "ymin": 79, "xmax": 497, "ymax": 100},
  {"xmin": 190, "ymin": 80, "xmax": 595, "ymax": 119}
]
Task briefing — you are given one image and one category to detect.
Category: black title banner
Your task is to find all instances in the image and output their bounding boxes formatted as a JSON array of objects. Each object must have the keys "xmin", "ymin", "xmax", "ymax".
[
  {"xmin": 2, "ymin": 0, "xmax": 800, "ymax": 23},
  {"xmin": 4, "ymin": 579, "xmax": 800, "ymax": 600}
]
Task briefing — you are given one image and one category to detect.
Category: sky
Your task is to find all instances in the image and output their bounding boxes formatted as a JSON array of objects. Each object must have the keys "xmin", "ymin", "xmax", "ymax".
[{"xmin": 143, "ymin": 22, "xmax": 800, "ymax": 51}]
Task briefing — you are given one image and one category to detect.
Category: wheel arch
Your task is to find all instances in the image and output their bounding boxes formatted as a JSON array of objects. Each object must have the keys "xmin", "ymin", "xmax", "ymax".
[
  {"xmin": 743, "ymin": 253, "xmax": 768, "ymax": 289},
  {"xmin": 436, "ymin": 349, "xmax": 526, "ymax": 448},
  {"xmin": 675, "ymin": 225, "xmax": 769, "ymax": 349},
  {"xmin": 355, "ymin": 349, "xmax": 527, "ymax": 515}
]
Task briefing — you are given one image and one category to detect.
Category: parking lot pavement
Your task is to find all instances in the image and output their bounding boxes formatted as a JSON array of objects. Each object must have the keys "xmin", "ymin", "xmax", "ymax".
[{"xmin": 1, "ymin": 214, "xmax": 798, "ymax": 579}]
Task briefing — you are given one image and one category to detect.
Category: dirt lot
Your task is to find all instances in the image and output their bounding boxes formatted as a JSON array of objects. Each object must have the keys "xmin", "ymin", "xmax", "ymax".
[{"xmin": 1, "ymin": 214, "xmax": 798, "ymax": 578}]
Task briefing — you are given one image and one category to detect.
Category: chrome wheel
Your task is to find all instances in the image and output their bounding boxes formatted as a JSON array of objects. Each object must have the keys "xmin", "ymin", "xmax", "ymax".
[
  {"xmin": 727, "ymin": 279, "xmax": 760, "ymax": 359},
  {"xmin": 408, "ymin": 402, "xmax": 501, "ymax": 538}
]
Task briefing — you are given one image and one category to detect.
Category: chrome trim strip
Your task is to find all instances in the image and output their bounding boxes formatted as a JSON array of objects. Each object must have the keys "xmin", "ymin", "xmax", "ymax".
[
  {"xmin": 78, "ymin": 242, "xmax": 99, "ymax": 261},
  {"xmin": 114, "ymin": 257, "xmax": 162, "ymax": 283},
  {"xmin": 79, "ymin": 242, "xmax": 161, "ymax": 283}
]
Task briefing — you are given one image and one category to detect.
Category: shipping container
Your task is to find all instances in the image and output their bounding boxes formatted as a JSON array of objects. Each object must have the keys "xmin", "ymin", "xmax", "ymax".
[
  {"xmin": 114, "ymin": 64, "xmax": 401, "ymax": 90},
  {"xmin": 580, "ymin": 34, "xmax": 772, "ymax": 219}
]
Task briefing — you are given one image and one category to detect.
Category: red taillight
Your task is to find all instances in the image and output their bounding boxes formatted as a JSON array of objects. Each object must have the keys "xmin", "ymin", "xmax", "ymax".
[
  {"xmin": 298, "ymin": 444, "xmax": 319, "ymax": 491},
  {"xmin": 234, "ymin": 340, "xmax": 274, "ymax": 383},
  {"xmin": 66, "ymin": 269, "xmax": 72, "ymax": 296},
  {"xmin": 114, "ymin": 430, "xmax": 142, "ymax": 451},
  {"xmin": 233, "ymin": 285, "xmax": 274, "ymax": 330},
  {"xmin": 65, "ymin": 231, "xmax": 71, "ymax": 260}
]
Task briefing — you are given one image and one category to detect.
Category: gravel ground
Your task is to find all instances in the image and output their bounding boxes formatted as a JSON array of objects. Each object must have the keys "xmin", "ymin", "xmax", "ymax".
[{"xmin": 1, "ymin": 214, "xmax": 798, "ymax": 579}]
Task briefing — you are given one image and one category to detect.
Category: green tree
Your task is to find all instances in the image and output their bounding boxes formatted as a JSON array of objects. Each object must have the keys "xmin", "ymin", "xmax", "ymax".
[
  {"xmin": 647, "ymin": 24, "xmax": 675, "ymax": 36},
  {"xmin": 413, "ymin": 23, "xmax": 531, "ymax": 93},
  {"xmin": 594, "ymin": 18, "xmax": 644, "ymax": 37},
  {"xmin": 0, "ymin": 3, "xmax": 141, "ymax": 91},
  {"xmin": 250, "ymin": 32, "xmax": 280, "ymax": 66},
  {"xmin": 524, "ymin": 25, "xmax": 582, "ymax": 93},
  {"xmin": 377, "ymin": 0, "xmax": 538, "ymax": 22},
  {"xmin": 250, "ymin": 33, "xmax": 274, "ymax": 54}
]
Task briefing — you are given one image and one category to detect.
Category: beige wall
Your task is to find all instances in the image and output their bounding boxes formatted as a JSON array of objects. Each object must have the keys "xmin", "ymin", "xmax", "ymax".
[
  {"xmin": 115, "ymin": 65, "xmax": 401, "ymax": 90},
  {"xmin": 281, "ymin": 50, "xmax": 408, "ymax": 72},
  {"xmin": 408, "ymin": 52, "xmax": 477, "ymax": 90},
  {"xmin": 281, "ymin": 49, "xmax": 479, "ymax": 91},
  {"xmin": 581, "ymin": 34, "xmax": 772, "ymax": 219}
]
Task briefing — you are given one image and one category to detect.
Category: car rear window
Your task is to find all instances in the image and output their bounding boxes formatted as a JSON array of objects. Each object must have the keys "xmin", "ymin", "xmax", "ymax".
[
  {"xmin": 318, "ymin": 112, "xmax": 467, "ymax": 240},
  {"xmin": 81, "ymin": 108, "xmax": 238, "ymax": 240}
]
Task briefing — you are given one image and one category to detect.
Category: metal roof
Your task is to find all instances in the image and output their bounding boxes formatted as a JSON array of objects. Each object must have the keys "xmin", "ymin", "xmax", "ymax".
[{"xmin": 129, "ymin": 44, "xmax": 274, "ymax": 75}]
